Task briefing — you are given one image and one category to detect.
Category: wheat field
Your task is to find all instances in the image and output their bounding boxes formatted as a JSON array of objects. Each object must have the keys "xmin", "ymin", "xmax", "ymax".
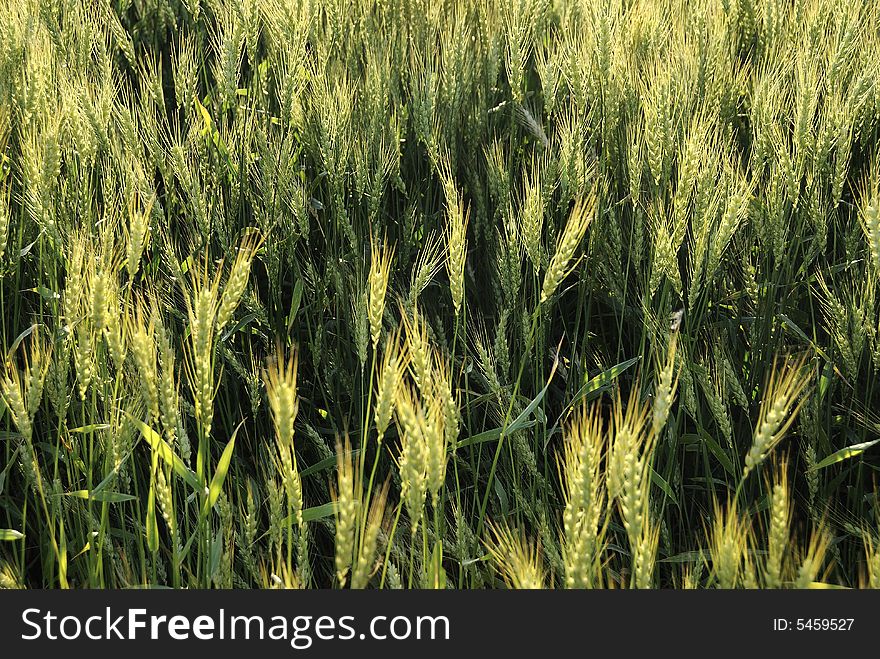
[{"xmin": 0, "ymin": 0, "xmax": 879, "ymax": 589}]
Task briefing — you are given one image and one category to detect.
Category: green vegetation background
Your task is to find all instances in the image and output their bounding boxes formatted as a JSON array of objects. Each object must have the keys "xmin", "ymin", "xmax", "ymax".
[{"xmin": 0, "ymin": 0, "xmax": 879, "ymax": 589}]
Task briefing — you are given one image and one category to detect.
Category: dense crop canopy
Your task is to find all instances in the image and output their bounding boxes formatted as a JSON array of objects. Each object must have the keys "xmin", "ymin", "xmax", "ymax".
[{"xmin": 0, "ymin": 0, "xmax": 879, "ymax": 589}]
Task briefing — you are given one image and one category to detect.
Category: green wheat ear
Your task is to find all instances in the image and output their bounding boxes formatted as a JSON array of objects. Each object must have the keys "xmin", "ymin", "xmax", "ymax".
[
  {"xmin": 438, "ymin": 156, "xmax": 468, "ymax": 317},
  {"xmin": 394, "ymin": 383, "xmax": 429, "ymax": 535},
  {"xmin": 368, "ymin": 233, "xmax": 394, "ymax": 348},
  {"xmin": 558, "ymin": 403, "xmax": 606, "ymax": 589},
  {"xmin": 862, "ymin": 531, "xmax": 880, "ymax": 589},
  {"xmin": 541, "ymin": 193, "xmax": 597, "ymax": 303},
  {"xmin": 0, "ymin": 185, "xmax": 10, "ymax": 264},
  {"xmin": 744, "ymin": 355, "xmax": 810, "ymax": 478},
  {"xmin": 374, "ymin": 326, "xmax": 405, "ymax": 441},
  {"xmin": 485, "ymin": 520, "xmax": 546, "ymax": 590},
  {"xmin": 331, "ymin": 435, "xmax": 358, "ymax": 588},
  {"xmin": 765, "ymin": 458, "xmax": 792, "ymax": 589},
  {"xmin": 217, "ymin": 228, "xmax": 262, "ymax": 333},
  {"xmin": 859, "ymin": 168, "xmax": 880, "ymax": 273},
  {"xmin": 706, "ymin": 497, "xmax": 749, "ymax": 589}
]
